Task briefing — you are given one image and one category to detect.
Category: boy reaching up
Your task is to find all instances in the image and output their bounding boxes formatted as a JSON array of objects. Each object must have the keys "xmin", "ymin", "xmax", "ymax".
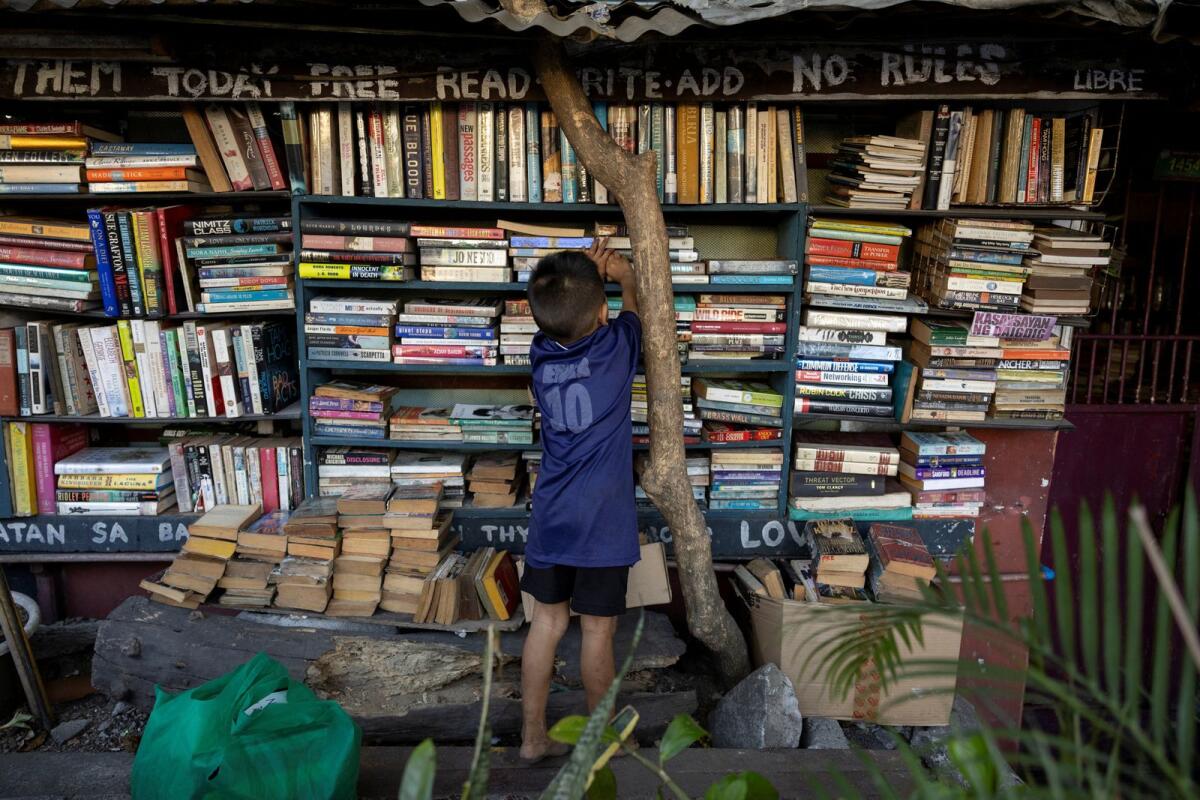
[{"xmin": 519, "ymin": 239, "xmax": 641, "ymax": 763}]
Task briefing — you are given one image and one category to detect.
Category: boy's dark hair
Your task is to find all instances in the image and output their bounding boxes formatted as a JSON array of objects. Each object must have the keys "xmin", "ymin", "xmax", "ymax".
[{"xmin": 528, "ymin": 251, "xmax": 605, "ymax": 343}]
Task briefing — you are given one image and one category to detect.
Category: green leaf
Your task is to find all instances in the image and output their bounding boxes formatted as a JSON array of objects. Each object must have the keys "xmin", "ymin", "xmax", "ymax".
[
  {"xmin": 1177, "ymin": 486, "xmax": 1199, "ymax": 779},
  {"xmin": 658, "ymin": 714, "xmax": 707, "ymax": 763},
  {"xmin": 946, "ymin": 734, "xmax": 997, "ymax": 794},
  {"xmin": 585, "ymin": 766, "xmax": 617, "ymax": 800},
  {"xmin": 548, "ymin": 715, "xmax": 589, "ymax": 745},
  {"xmin": 398, "ymin": 739, "xmax": 436, "ymax": 800},
  {"xmin": 1150, "ymin": 507, "xmax": 1180, "ymax": 748},
  {"xmin": 703, "ymin": 772, "xmax": 779, "ymax": 800},
  {"xmin": 1102, "ymin": 494, "xmax": 1121, "ymax": 699},
  {"xmin": 1051, "ymin": 508, "xmax": 1077, "ymax": 668},
  {"xmin": 1079, "ymin": 502, "xmax": 1099, "ymax": 684}
]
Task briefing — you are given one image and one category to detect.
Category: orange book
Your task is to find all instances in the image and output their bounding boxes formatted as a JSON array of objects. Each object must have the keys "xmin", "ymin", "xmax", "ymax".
[
  {"xmin": 86, "ymin": 167, "xmax": 196, "ymax": 182},
  {"xmin": 676, "ymin": 104, "xmax": 700, "ymax": 204},
  {"xmin": 1000, "ymin": 348, "xmax": 1070, "ymax": 360}
]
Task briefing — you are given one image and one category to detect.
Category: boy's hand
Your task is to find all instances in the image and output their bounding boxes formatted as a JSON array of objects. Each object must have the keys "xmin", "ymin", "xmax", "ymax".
[{"xmin": 585, "ymin": 238, "xmax": 634, "ymax": 285}]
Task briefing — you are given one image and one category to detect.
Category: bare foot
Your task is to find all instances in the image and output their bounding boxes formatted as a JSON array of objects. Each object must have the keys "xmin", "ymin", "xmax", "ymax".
[{"xmin": 519, "ymin": 739, "xmax": 569, "ymax": 764}]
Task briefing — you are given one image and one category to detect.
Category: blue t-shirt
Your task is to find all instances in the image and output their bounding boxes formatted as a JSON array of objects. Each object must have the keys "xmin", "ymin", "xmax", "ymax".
[{"xmin": 526, "ymin": 311, "xmax": 642, "ymax": 568}]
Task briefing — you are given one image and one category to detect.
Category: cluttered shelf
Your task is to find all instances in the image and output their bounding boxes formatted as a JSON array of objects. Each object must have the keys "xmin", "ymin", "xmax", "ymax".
[
  {"xmin": 298, "ymin": 195, "xmax": 803, "ymax": 216},
  {"xmin": 792, "ymin": 411, "xmax": 1075, "ymax": 432},
  {"xmin": 1, "ymin": 402, "xmax": 302, "ymax": 426},
  {"xmin": 0, "ymin": 190, "xmax": 292, "ymax": 203},
  {"xmin": 0, "ymin": 304, "xmax": 298, "ymax": 321},
  {"xmin": 306, "ymin": 359, "xmax": 791, "ymax": 375},
  {"xmin": 807, "ymin": 204, "xmax": 1106, "ymax": 221},
  {"xmin": 919, "ymin": 306, "xmax": 1093, "ymax": 328},
  {"xmin": 299, "ymin": 279, "xmax": 796, "ymax": 294},
  {"xmin": 308, "ymin": 435, "xmax": 781, "ymax": 451}
]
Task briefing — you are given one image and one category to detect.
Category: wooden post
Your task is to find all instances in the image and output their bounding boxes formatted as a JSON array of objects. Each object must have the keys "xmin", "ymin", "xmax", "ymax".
[{"xmin": 0, "ymin": 568, "xmax": 54, "ymax": 730}]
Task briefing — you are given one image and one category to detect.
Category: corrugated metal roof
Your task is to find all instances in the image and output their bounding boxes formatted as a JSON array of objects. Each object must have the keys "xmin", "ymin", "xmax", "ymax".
[{"xmin": 0, "ymin": 0, "xmax": 256, "ymax": 10}]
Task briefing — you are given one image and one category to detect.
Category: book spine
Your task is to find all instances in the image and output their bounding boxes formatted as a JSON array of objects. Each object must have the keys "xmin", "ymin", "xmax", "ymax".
[
  {"xmin": 115, "ymin": 321, "xmax": 145, "ymax": 418},
  {"xmin": 352, "ymin": 110, "xmax": 369, "ymax": 196},
  {"xmin": 430, "ymin": 102, "xmax": 447, "ymax": 200},
  {"xmin": 494, "ymin": 103, "xmax": 508, "ymax": 202},
  {"xmin": 277, "ymin": 101, "xmax": 307, "ymax": 193},
  {"xmin": 507, "ymin": 105, "xmax": 526, "ymax": 203},
  {"xmin": 677, "ymin": 104, "xmax": 700, "ymax": 204},
  {"xmin": 476, "ymin": 103, "xmax": 495, "ymax": 202},
  {"xmin": 923, "ymin": 104, "xmax": 951, "ymax": 209},
  {"xmin": 560, "ymin": 129, "xmax": 578, "ymax": 203},
  {"xmin": 699, "ymin": 103, "xmax": 715, "ymax": 204},
  {"xmin": 458, "ymin": 103, "xmax": 478, "ymax": 201},
  {"xmin": 525, "ymin": 103, "xmax": 542, "ymax": 203},
  {"xmin": 366, "ymin": 108, "xmax": 387, "ymax": 197},
  {"xmin": 115, "ymin": 212, "xmax": 145, "ymax": 317},
  {"xmin": 204, "ymin": 105, "xmax": 253, "ymax": 191},
  {"xmin": 85, "ymin": 209, "xmax": 120, "ymax": 317},
  {"xmin": 227, "ymin": 105, "xmax": 271, "ymax": 190},
  {"xmin": 1050, "ymin": 117, "xmax": 1066, "ymax": 202},
  {"xmin": 540, "ymin": 111, "xmax": 561, "ymax": 203}
]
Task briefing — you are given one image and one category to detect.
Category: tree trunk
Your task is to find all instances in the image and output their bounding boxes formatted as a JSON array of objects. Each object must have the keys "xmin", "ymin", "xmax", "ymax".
[{"xmin": 524, "ymin": 33, "xmax": 750, "ymax": 685}]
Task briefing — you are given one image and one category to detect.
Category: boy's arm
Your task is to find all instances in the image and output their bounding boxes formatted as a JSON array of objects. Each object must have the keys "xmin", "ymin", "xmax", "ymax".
[{"xmin": 597, "ymin": 243, "xmax": 638, "ymax": 318}]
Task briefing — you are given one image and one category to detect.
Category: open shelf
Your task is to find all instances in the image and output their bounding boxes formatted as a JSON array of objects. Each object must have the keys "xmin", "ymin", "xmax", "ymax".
[
  {"xmin": 2, "ymin": 403, "xmax": 302, "ymax": 425},
  {"xmin": 299, "ymin": 195, "xmax": 801, "ymax": 216},
  {"xmin": 1, "ymin": 190, "xmax": 291, "ymax": 203},
  {"xmin": 309, "ymin": 436, "xmax": 783, "ymax": 451},
  {"xmin": 793, "ymin": 412, "xmax": 1074, "ymax": 432},
  {"xmin": 306, "ymin": 359, "xmax": 789, "ymax": 374},
  {"xmin": 300, "ymin": 279, "xmax": 793, "ymax": 293},
  {"xmin": 808, "ymin": 204, "xmax": 1106, "ymax": 221}
]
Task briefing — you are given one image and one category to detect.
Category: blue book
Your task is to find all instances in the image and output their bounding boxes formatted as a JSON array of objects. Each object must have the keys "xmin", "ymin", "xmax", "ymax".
[
  {"xmin": 306, "ymin": 312, "xmax": 393, "ymax": 326},
  {"xmin": 948, "ymin": 248, "xmax": 1026, "ymax": 265},
  {"xmin": 85, "ymin": 209, "xmax": 120, "ymax": 317},
  {"xmin": 313, "ymin": 423, "xmax": 386, "ymax": 439},
  {"xmin": 185, "ymin": 244, "xmax": 279, "ymax": 259},
  {"xmin": 788, "ymin": 507, "xmax": 914, "ymax": 522},
  {"xmin": 710, "ymin": 499, "xmax": 778, "ymax": 510},
  {"xmin": 560, "ymin": 130, "xmax": 578, "ymax": 203},
  {"xmin": 525, "ymin": 103, "xmax": 542, "ymax": 203},
  {"xmin": 1016, "ymin": 114, "xmax": 1034, "ymax": 202},
  {"xmin": 0, "ymin": 183, "xmax": 81, "ymax": 194},
  {"xmin": 203, "ymin": 289, "xmax": 292, "ymax": 303},
  {"xmin": 911, "ymin": 453, "xmax": 984, "ymax": 467},
  {"xmin": 394, "ymin": 325, "xmax": 496, "ymax": 339},
  {"xmin": 509, "ymin": 236, "xmax": 594, "ymax": 249},
  {"xmin": 14, "ymin": 325, "xmax": 29, "ymax": 416},
  {"xmin": 795, "ymin": 358, "xmax": 895, "ymax": 374},
  {"xmin": 114, "ymin": 212, "xmax": 145, "ymax": 317},
  {"xmin": 710, "ymin": 274, "xmax": 793, "ymax": 284},
  {"xmin": 231, "ymin": 328, "xmax": 252, "ymax": 408},
  {"xmin": 90, "ymin": 143, "xmax": 197, "ymax": 156},
  {"xmin": 806, "ymin": 266, "xmax": 881, "ymax": 286}
]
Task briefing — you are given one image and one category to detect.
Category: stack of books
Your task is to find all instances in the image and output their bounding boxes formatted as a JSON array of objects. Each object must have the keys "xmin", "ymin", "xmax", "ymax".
[
  {"xmin": 1021, "ymin": 227, "xmax": 1107, "ymax": 314},
  {"xmin": 467, "ymin": 452, "xmax": 523, "ymax": 508},
  {"xmin": 865, "ymin": 523, "xmax": 937, "ymax": 604},
  {"xmin": 277, "ymin": 498, "xmax": 339, "ymax": 611},
  {"xmin": 788, "ymin": 433, "xmax": 911, "ymax": 523},
  {"xmin": 907, "ymin": 319, "xmax": 1000, "ymax": 423},
  {"xmin": 708, "ymin": 448, "xmax": 783, "ymax": 511},
  {"xmin": 706, "ymin": 259, "xmax": 796, "ymax": 286},
  {"xmin": 0, "ymin": 217, "xmax": 101, "ymax": 313},
  {"xmin": 499, "ymin": 298, "xmax": 536, "ymax": 365},
  {"xmin": 593, "ymin": 223, "xmax": 708, "ymax": 284},
  {"xmin": 803, "ymin": 517, "xmax": 870, "ymax": 594},
  {"xmin": 0, "ymin": 120, "xmax": 118, "ymax": 194},
  {"xmin": 329, "ymin": 484, "xmax": 393, "ymax": 616},
  {"xmin": 394, "ymin": 298, "xmax": 503, "ymax": 366},
  {"xmin": 392, "ymin": 452, "xmax": 468, "ymax": 509},
  {"xmin": 638, "ymin": 453, "xmax": 709, "ymax": 509},
  {"xmin": 993, "ymin": 334, "xmax": 1071, "ymax": 420},
  {"xmin": 912, "ymin": 219, "xmax": 1035, "ymax": 312},
  {"xmin": 824, "ymin": 135, "xmax": 926, "ymax": 209},
  {"xmin": 804, "ymin": 217, "xmax": 913, "ymax": 304},
  {"xmin": 693, "ymin": 379, "xmax": 784, "ymax": 439},
  {"xmin": 632, "ymin": 375, "xmax": 698, "ymax": 444},
  {"xmin": 85, "ymin": 143, "xmax": 209, "ymax": 193},
  {"xmin": 142, "ymin": 504, "xmax": 263, "ymax": 608},
  {"xmin": 310, "ymin": 381, "xmax": 397, "ymax": 441},
  {"xmin": 307, "ymin": 296, "xmax": 398, "ymax": 364},
  {"xmin": 53, "ymin": 446, "xmax": 172, "ymax": 517},
  {"xmin": 451, "ymin": 404, "xmax": 534, "ymax": 445},
  {"xmin": 898, "ymin": 431, "xmax": 987, "ymax": 519},
  {"xmin": 422, "ymin": 227, "xmax": 510, "ymax": 283},
  {"xmin": 522, "ymin": 450, "xmax": 541, "ymax": 493},
  {"xmin": 306, "ymin": 322, "xmax": 394, "ymax": 382},
  {"xmin": 389, "ymin": 406, "xmax": 459, "ymax": 443},
  {"xmin": 383, "ymin": 485, "xmax": 457, "ymax": 614},
  {"xmin": 899, "ymin": 106, "xmax": 1105, "ymax": 210},
  {"xmin": 299, "ymin": 218, "xmax": 416, "ymax": 283},
  {"xmin": 163, "ymin": 434, "xmax": 302, "ymax": 514},
  {"xmin": 689, "ymin": 294, "xmax": 787, "ymax": 362},
  {"xmin": 504, "ymin": 221, "xmax": 587, "ymax": 281},
  {"xmin": 222, "ymin": 510, "xmax": 290, "ymax": 607},
  {"xmin": 316, "ymin": 446, "xmax": 394, "ymax": 497},
  {"xmin": 273, "ymin": 557, "xmax": 335, "ymax": 612},
  {"xmin": 795, "ymin": 308, "xmax": 907, "ymax": 422}
]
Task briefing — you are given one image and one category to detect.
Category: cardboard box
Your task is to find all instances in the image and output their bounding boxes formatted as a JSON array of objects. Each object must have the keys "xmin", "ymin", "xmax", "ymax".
[
  {"xmin": 744, "ymin": 593, "xmax": 963, "ymax": 725},
  {"xmin": 521, "ymin": 541, "xmax": 673, "ymax": 617}
]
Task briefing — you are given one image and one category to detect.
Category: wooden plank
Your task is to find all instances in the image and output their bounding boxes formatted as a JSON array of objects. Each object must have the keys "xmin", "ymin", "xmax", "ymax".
[
  {"xmin": 0, "ymin": 568, "xmax": 54, "ymax": 728},
  {"xmin": 228, "ymin": 604, "xmax": 526, "ymax": 633}
]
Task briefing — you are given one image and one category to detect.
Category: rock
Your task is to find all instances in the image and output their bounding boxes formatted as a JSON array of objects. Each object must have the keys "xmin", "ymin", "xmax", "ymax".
[
  {"xmin": 709, "ymin": 664, "xmax": 803, "ymax": 749},
  {"xmin": 801, "ymin": 717, "xmax": 849, "ymax": 749},
  {"xmin": 111, "ymin": 701, "xmax": 130, "ymax": 717},
  {"xmin": 96, "ymin": 719, "xmax": 112, "ymax": 734},
  {"xmin": 50, "ymin": 718, "xmax": 90, "ymax": 744},
  {"xmin": 908, "ymin": 697, "xmax": 1021, "ymax": 789}
]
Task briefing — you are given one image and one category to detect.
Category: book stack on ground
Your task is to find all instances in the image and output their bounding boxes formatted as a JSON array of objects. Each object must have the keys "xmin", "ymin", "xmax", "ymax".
[
  {"xmin": 298, "ymin": 218, "xmax": 416, "ymax": 283},
  {"xmin": 3, "ymin": 422, "xmax": 89, "ymax": 517},
  {"xmin": 906, "ymin": 319, "xmax": 1000, "ymax": 423},
  {"xmin": 992, "ymin": 333, "xmax": 1071, "ymax": 420},
  {"xmin": 53, "ymin": 446, "xmax": 173, "ymax": 516},
  {"xmin": 0, "ymin": 217, "xmax": 101, "ymax": 312},
  {"xmin": 392, "ymin": 452, "xmax": 468, "ymax": 509},
  {"xmin": 328, "ymin": 484, "xmax": 394, "ymax": 616},
  {"xmin": 276, "ymin": 497, "xmax": 339, "ymax": 611},
  {"xmin": 708, "ymin": 447, "xmax": 783, "ymax": 511},
  {"xmin": 824, "ymin": 135, "xmax": 925, "ymax": 209},
  {"xmin": 912, "ymin": 219, "xmax": 1035, "ymax": 312},
  {"xmin": 898, "ymin": 431, "xmax": 987, "ymax": 519},
  {"xmin": 693, "ymin": 379, "xmax": 784, "ymax": 441},
  {"xmin": 467, "ymin": 452, "xmax": 523, "ymax": 508},
  {"xmin": 804, "ymin": 217, "xmax": 913, "ymax": 306},
  {"xmin": 310, "ymin": 381, "xmax": 397, "ymax": 441},
  {"xmin": 1021, "ymin": 227, "xmax": 1108, "ymax": 314},
  {"xmin": 451, "ymin": 404, "xmax": 535, "ymax": 446},
  {"xmin": 394, "ymin": 298, "xmax": 502, "ymax": 367},
  {"xmin": 632, "ymin": 375, "xmax": 697, "ymax": 444},
  {"xmin": 802, "ymin": 518, "xmax": 871, "ymax": 600},
  {"xmin": 900, "ymin": 106, "xmax": 1105, "ymax": 211},
  {"xmin": 787, "ymin": 433, "xmax": 911, "ymax": 523},
  {"xmin": 865, "ymin": 523, "xmax": 936, "ymax": 604},
  {"xmin": 317, "ymin": 446, "xmax": 394, "ymax": 497},
  {"xmin": 142, "ymin": 503, "xmax": 263, "ymax": 608},
  {"xmin": 499, "ymin": 298, "xmax": 535, "ymax": 365},
  {"xmin": 0, "ymin": 121, "xmax": 120, "ymax": 194},
  {"xmin": 85, "ymin": 143, "xmax": 209, "ymax": 194},
  {"xmin": 689, "ymin": 294, "xmax": 787, "ymax": 362},
  {"xmin": 382, "ymin": 484, "xmax": 457, "ymax": 613},
  {"xmin": 222, "ymin": 510, "xmax": 290, "ymax": 607},
  {"xmin": 422, "ymin": 226, "xmax": 509, "ymax": 283},
  {"xmin": 306, "ymin": 296, "xmax": 398, "ymax": 364}
]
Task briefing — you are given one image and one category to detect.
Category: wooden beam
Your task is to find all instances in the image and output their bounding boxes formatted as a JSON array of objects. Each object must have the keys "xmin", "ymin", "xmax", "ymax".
[{"xmin": 0, "ymin": 568, "xmax": 54, "ymax": 729}]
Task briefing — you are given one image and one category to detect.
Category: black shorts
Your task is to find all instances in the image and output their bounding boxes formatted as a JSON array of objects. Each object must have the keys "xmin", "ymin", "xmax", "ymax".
[{"xmin": 521, "ymin": 563, "xmax": 630, "ymax": 617}]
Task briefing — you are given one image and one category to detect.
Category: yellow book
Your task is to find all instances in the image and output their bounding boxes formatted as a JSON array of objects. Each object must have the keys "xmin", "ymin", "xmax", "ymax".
[
  {"xmin": 130, "ymin": 212, "xmax": 159, "ymax": 314},
  {"xmin": 1082, "ymin": 128, "xmax": 1105, "ymax": 204},
  {"xmin": 298, "ymin": 263, "xmax": 408, "ymax": 280},
  {"xmin": 182, "ymin": 535, "xmax": 237, "ymax": 560},
  {"xmin": 430, "ymin": 102, "xmax": 446, "ymax": 200},
  {"xmin": 0, "ymin": 217, "xmax": 91, "ymax": 242},
  {"xmin": 7, "ymin": 422, "xmax": 35, "ymax": 516},
  {"xmin": 115, "ymin": 321, "xmax": 145, "ymax": 418},
  {"xmin": 0, "ymin": 134, "xmax": 87, "ymax": 151},
  {"xmin": 56, "ymin": 473, "xmax": 166, "ymax": 490}
]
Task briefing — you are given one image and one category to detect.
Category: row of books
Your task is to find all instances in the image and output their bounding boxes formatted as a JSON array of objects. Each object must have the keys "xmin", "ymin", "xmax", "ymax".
[
  {"xmin": 0, "ymin": 105, "xmax": 287, "ymax": 194},
  {"xmin": 164, "ymin": 434, "xmax": 304, "ymax": 514},
  {"xmin": 0, "ymin": 319, "xmax": 298, "ymax": 419},
  {"xmin": 290, "ymin": 101, "xmax": 807, "ymax": 205}
]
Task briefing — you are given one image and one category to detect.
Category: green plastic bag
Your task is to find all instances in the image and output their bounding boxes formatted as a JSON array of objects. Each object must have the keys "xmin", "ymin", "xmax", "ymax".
[{"xmin": 131, "ymin": 652, "xmax": 361, "ymax": 800}]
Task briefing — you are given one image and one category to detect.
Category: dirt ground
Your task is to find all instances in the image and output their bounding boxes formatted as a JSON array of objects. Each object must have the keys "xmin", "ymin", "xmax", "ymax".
[{"xmin": 1, "ymin": 693, "xmax": 147, "ymax": 755}]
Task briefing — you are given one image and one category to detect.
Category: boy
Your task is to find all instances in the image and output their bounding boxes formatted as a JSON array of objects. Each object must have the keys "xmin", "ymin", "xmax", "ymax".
[{"xmin": 519, "ymin": 239, "xmax": 640, "ymax": 763}]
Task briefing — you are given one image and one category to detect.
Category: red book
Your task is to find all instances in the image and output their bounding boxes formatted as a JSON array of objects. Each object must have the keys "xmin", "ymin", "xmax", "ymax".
[
  {"xmin": 689, "ymin": 322, "xmax": 788, "ymax": 334},
  {"xmin": 867, "ymin": 523, "xmax": 937, "ymax": 581},
  {"xmin": 300, "ymin": 234, "xmax": 413, "ymax": 253},
  {"xmin": 1026, "ymin": 117, "xmax": 1041, "ymax": 204},
  {"xmin": 805, "ymin": 237, "xmax": 899, "ymax": 263},
  {"xmin": 442, "ymin": 101, "xmax": 460, "ymax": 201},
  {"xmin": 701, "ymin": 423, "xmax": 783, "ymax": 443},
  {"xmin": 0, "ymin": 245, "xmax": 93, "ymax": 269},
  {"xmin": 803, "ymin": 254, "xmax": 898, "ymax": 271},
  {"xmin": 408, "ymin": 224, "xmax": 505, "ymax": 240},
  {"xmin": 0, "ymin": 328, "xmax": 17, "ymax": 416},
  {"xmin": 31, "ymin": 423, "xmax": 89, "ymax": 515},
  {"xmin": 247, "ymin": 102, "xmax": 287, "ymax": 191},
  {"xmin": 259, "ymin": 445, "xmax": 279, "ymax": 512},
  {"xmin": 0, "ymin": 234, "xmax": 94, "ymax": 253},
  {"xmin": 392, "ymin": 345, "xmax": 491, "ymax": 358},
  {"xmin": 911, "ymin": 488, "xmax": 986, "ymax": 505}
]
